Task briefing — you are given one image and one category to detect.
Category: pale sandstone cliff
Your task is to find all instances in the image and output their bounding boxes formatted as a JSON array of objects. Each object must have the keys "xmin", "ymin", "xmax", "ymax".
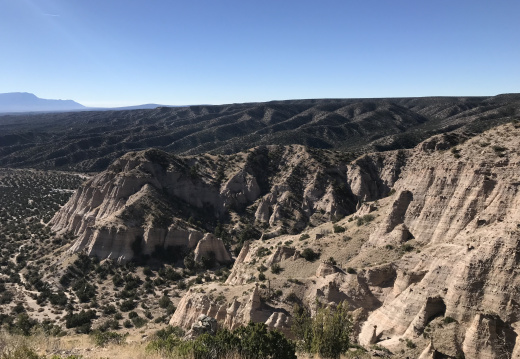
[
  {"xmin": 51, "ymin": 145, "xmax": 394, "ymax": 261},
  {"xmin": 169, "ymin": 123, "xmax": 520, "ymax": 358},
  {"xmin": 50, "ymin": 120, "xmax": 520, "ymax": 357}
]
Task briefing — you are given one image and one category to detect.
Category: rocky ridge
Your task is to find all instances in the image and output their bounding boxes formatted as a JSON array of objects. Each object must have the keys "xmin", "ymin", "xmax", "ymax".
[
  {"xmin": 168, "ymin": 122, "xmax": 520, "ymax": 358},
  {"xmin": 2, "ymin": 94, "xmax": 519, "ymax": 171},
  {"xmin": 50, "ymin": 120, "xmax": 520, "ymax": 357},
  {"xmin": 51, "ymin": 145, "xmax": 396, "ymax": 262}
]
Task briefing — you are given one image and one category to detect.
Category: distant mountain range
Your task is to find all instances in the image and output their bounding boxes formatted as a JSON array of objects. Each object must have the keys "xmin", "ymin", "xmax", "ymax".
[
  {"xmin": 0, "ymin": 94, "xmax": 519, "ymax": 172},
  {"xmin": 0, "ymin": 92, "xmax": 166, "ymax": 113}
]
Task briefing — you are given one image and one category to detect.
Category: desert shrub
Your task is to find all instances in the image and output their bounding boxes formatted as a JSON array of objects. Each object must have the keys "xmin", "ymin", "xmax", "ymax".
[
  {"xmin": 258, "ymin": 273, "xmax": 266, "ymax": 281},
  {"xmin": 159, "ymin": 295, "xmax": 172, "ymax": 309},
  {"xmin": 102, "ymin": 304, "xmax": 117, "ymax": 315},
  {"xmin": 123, "ymin": 319, "xmax": 133, "ymax": 328},
  {"xmin": 326, "ymin": 257, "xmax": 337, "ymax": 265},
  {"xmin": 200, "ymin": 252, "xmax": 216, "ymax": 270},
  {"xmin": 257, "ymin": 264, "xmax": 267, "ymax": 272},
  {"xmin": 301, "ymin": 248, "xmax": 319, "ymax": 262},
  {"xmin": 271, "ymin": 264, "xmax": 282, "ymax": 274},
  {"xmin": 153, "ymin": 322, "xmax": 296, "ymax": 359},
  {"xmin": 72, "ymin": 279, "xmax": 96, "ymax": 303},
  {"xmin": 131, "ymin": 316, "xmax": 147, "ymax": 328},
  {"xmin": 9, "ymin": 313, "xmax": 37, "ymax": 336},
  {"xmin": 0, "ymin": 344, "xmax": 41, "ymax": 359},
  {"xmin": 356, "ymin": 214, "xmax": 375, "ymax": 226},
  {"xmin": 286, "ymin": 292, "xmax": 299, "ymax": 303},
  {"xmin": 183, "ymin": 252, "xmax": 196, "ymax": 270},
  {"xmin": 119, "ymin": 299, "xmax": 136, "ymax": 312},
  {"xmin": 405, "ymin": 339, "xmax": 416, "ymax": 349},
  {"xmin": 112, "ymin": 274, "xmax": 124, "ymax": 287},
  {"xmin": 492, "ymin": 145, "xmax": 507, "ymax": 153},
  {"xmin": 49, "ymin": 291, "xmax": 67, "ymax": 306},
  {"xmin": 401, "ymin": 244, "xmax": 414, "ymax": 252},
  {"xmin": 333, "ymin": 225, "xmax": 345, "ymax": 233},
  {"xmin": 287, "ymin": 278, "xmax": 303, "ymax": 285},
  {"xmin": 65, "ymin": 310, "xmax": 96, "ymax": 334},
  {"xmin": 299, "ymin": 234, "xmax": 310, "ymax": 241},
  {"xmin": 128, "ymin": 311, "xmax": 138, "ymax": 319},
  {"xmin": 292, "ymin": 301, "xmax": 352, "ymax": 359},
  {"xmin": 256, "ymin": 247, "xmax": 271, "ymax": 257},
  {"xmin": 90, "ymin": 330, "xmax": 127, "ymax": 347},
  {"xmin": 443, "ymin": 316, "xmax": 457, "ymax": 324},
  {"xmin": 143, "ymin": 266, "xmax": 153, "ymax": 277}
]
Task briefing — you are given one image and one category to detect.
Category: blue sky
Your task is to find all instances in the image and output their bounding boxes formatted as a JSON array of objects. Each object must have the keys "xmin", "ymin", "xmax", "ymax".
[{"xmin": 1, "ymin": 0, "xmax": 518, "ymax": 107}]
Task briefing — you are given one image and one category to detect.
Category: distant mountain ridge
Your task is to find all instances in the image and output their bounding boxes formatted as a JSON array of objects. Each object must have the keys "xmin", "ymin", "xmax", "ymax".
[
  {"xmin": 0, "ymin": 92, "xmax": 169, "ymax": 113},
  {"xmin": 0, "ymin": 94, "xmax": 519, "ymax": 171},
  {"xmin": 0, "ymin": 92, "xmax": 86, "ymax": 113}
]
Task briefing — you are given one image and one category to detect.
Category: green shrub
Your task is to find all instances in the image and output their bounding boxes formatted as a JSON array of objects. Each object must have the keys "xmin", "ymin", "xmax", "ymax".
[
  {"xmin": 292, "ymin": 301, "xmax": 352, "ymax": 359},
  {"xmin": 401, "ymin": 244, "xmax": 414, "ymax": 252},
  {"xmin": 271, "ymin": 264, "xmax": 282, "ymax": 274},
  {"xmin": 443, "ymin": 316, "xmax": 457, "ymax": 324},
  {"xmin": 333, "ymin": 225, "xmax": 345, "ymax": 233},
  {"xmin": 159, "ymin": 295, "xmax": 172, "ymax": 309},
  {"xmin": 492, "ymin": 145, "xmax": 507, "ymax": 153},
  {"xmin": 299, "ymin": 234, "xmax": 310, "ymax": 241},
  {"xmin": 119, "ymin": 299, "xmax": 136, "ymax": 312},
  {"xmin": 405, "ymin": 339, "xmax": 416, "ymax": 349},
  {"xmin": 256, "ymin": 247, "xmax": 271, "ymax": 257},
  {"xmin": 65, "ymin": 310, "xmax": 96, "ymax": 334},
  {"xmin": 286, "ymin": 292, "xmax": 299, "ymax": 303},
  {"xmin": 131, "ymin": 316, "xmax": 147, "ymax": 328},
  {"xmin": 0, "ymin": 344, "xmax": 41, "ymax": 359},
  {"xmin": 153, "ymin": 322, "xmax": 296, "ymax": 359},
  {"xmin": 301, "ymin": 248, "xmax": 319, "ymax": 262},
  {"xmin": 257, "ymin": 264, "xmax": 267, "ymax": 272},
  {"xmin": 123, "ymin": 319, "xmax": 133, "ymax": 328},
  {"xmin": 90, "ymin": 330, "xmax": 127, "ymax": 347}
]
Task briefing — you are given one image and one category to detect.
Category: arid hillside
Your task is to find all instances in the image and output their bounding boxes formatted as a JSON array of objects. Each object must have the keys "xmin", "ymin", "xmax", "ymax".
[
  {"xmin": 44, "ymin": 120, "xmax": 520, "ymax": 357},
  {"xmin": 2, "ymin": 96, "xmax": 520, "ymax": 358},
  {"xmin": 1, "ymin": 94, "xmax": 519, "ymax": 171}
]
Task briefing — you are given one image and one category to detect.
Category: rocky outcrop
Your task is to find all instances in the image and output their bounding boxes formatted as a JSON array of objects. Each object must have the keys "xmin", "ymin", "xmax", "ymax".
[
  {"xmin": 193, "ymin": 233, "xmax": 232, "ymax": 264},
  {"xmin": 170, "ymin": 284, "xmax": 275, "ymax": 332},
  {"xmin": 357, "ymin": 124, "xmax": 520, "ymax": 357},
  {"xmin": 171, "ymin": 123, "xmax": 520, "ymax": 356},
  {"xmin": 185, "ymin": 315, "xmax": 218, "ymax": 339},
  {"xmin": 51, "ymin": 146, "xmax": 399, "ymax": 261},
  {"xmin": 315, "ymin": 262, "xmax": 341, "ymax": 277}
]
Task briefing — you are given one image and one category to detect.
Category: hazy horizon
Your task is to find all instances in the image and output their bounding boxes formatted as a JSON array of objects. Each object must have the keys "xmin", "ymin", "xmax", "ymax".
[{"xmin": 1, "ymin": 1, "xmax": 519, "ymax": 107}]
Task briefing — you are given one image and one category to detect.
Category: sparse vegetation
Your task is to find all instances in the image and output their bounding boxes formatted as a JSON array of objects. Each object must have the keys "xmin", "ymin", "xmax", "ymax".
[
  {"xmin": 292, "ymin": 301, "xmax": 352, "ymax": 359},
  {"xmin": 333, "ymin": 224, "xmax": 345, "ymax": 233},
  {"xmin": 301, "ymin": 248, "xmax": 319, "ymax": 262},
  {"xmin": 271, "ymin": 263, "xmax": 283, "ymax": 274},
  {"xmin": 147, "ymin": 322, "xmax": 296, "ymax": 359}
]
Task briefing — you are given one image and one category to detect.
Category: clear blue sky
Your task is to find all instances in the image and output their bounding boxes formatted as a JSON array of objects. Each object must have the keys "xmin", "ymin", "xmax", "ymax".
[{"xmin": 1, "ymin": 0, "xmax": 519, "ymax": 107}]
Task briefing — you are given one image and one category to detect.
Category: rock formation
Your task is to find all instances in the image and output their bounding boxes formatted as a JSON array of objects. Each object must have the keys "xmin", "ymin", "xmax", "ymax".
[
  {"xmin": 47, "ymin": 118, "xmax": 520, "ymax": 356},
  {"xmin": 193, "ymin": 233, "xmax": 232, "ymax": 264},
  {"xmin": 169, "ymin": 123, "xmax": 520, "ymax": 357},
  {"xmin": 51, "ymin": 145, "xmax": 396, "ymax": 261}
]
